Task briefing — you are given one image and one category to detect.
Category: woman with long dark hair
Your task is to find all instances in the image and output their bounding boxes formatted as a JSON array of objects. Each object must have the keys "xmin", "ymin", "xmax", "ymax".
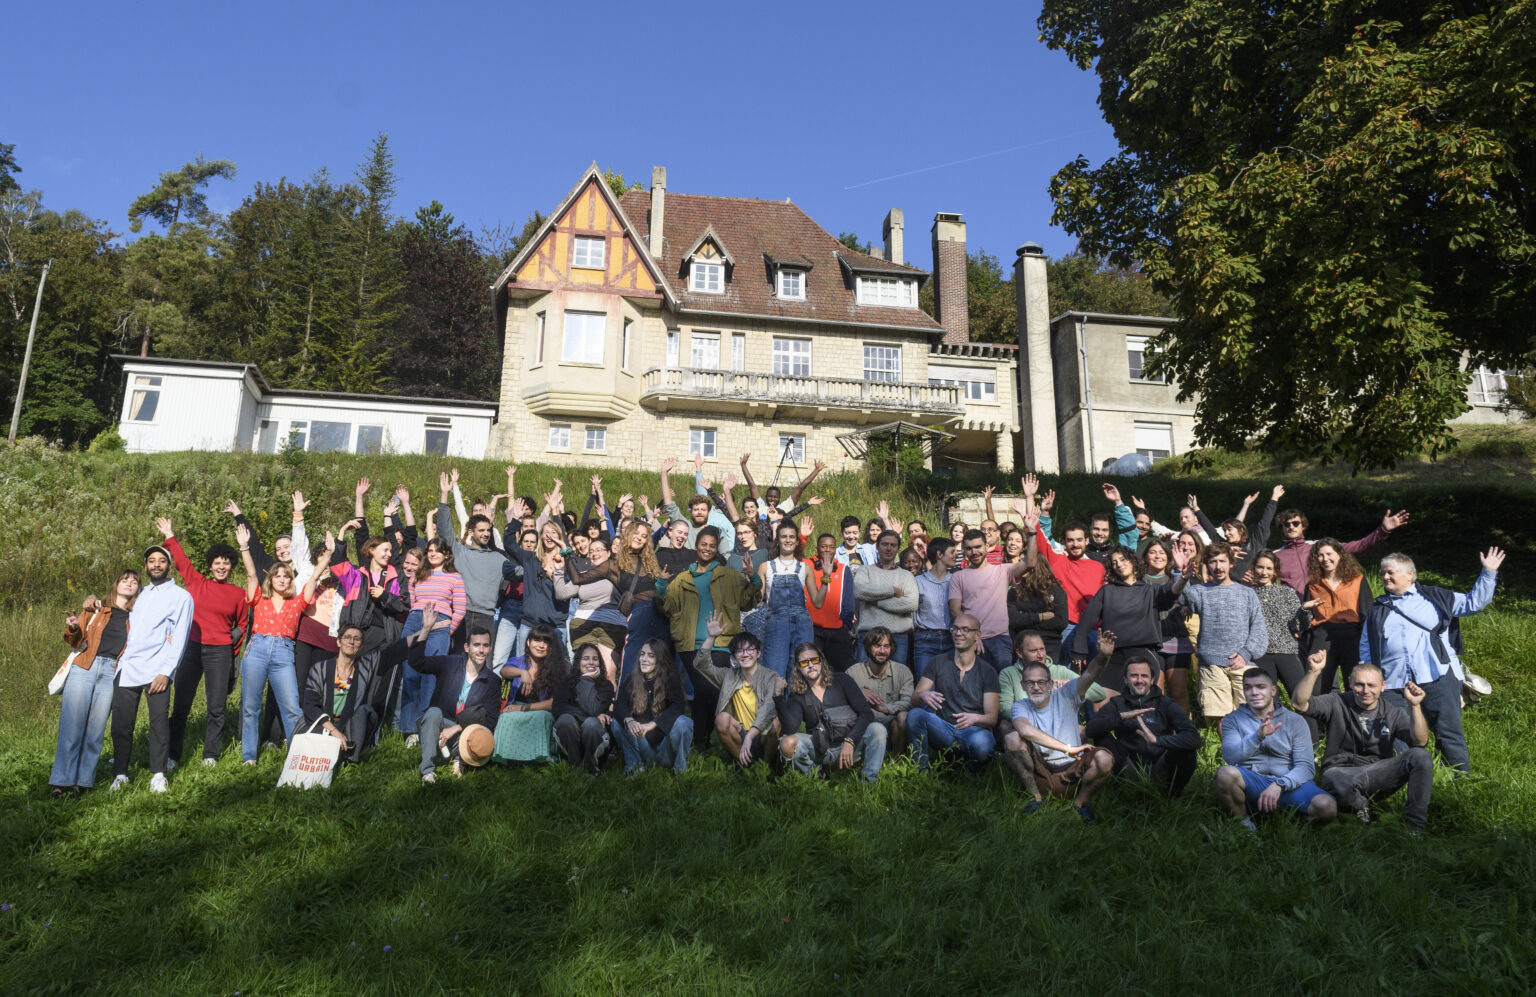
[
  {"xmin": 493, "ymin": 622, "xmax": 570, "ymax": 763},
  {"xmin": 52, "ymin": 570, "xmax": 140, "ymax": 796},
  {"xmin": 1250, "ymin": 550, "xmax": 1310, "ymax": 698},
  {"xmin": 1070, "ymin": 547, "xmax": 1186, "ymax": 695},
  {"xmin": 553, "ymin": 642, "xmax": 616, "ymax": 773},
  {"xmin": 1009, "ymin": 554, "xmax": 1068, "ymax": 664},
  {"xmin": 397, "ymin": 537, "xmax": 466, "ymax": 747},
  {"xmin": 757, "ymin": 521, "xmax": 831, "ymax": 680},
  {"xmin": 1305, "ymin": 539, "xmax": 1373, "ymax": 696},
  {"xmin": 554, "ymin": 536, "xmax": 629, "ymax": 686},
  {"xmin": 562, "ymin": 518, "xmax": 667, "ymax": 683},
  {"xmin": 611, "ymin": 639, "xmax": 692, "ymax": 773}
]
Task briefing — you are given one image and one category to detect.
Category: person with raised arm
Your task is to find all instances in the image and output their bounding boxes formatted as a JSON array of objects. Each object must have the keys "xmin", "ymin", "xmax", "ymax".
[
  {"xmin": 224, "ymin": 489, "xmax": 311, "ymax": 587},
  {"xmin": 1020, "ymin": 486, "xmax": 1106, "ymax": 660},
  {"xmin": 435, "ymin": 470, "xmax": 510, "ymax": 650},
  {"xmin": 109, "ymin": 543, "xmax": 193, "ymax": 792},
  {"xmin": 158, "ymin": 515, "xmax": 246, "ymax": 770},
  {"xmin": 1186, "ymin": 485, "xmax": 1282, "ymax": 581},
  {"xmin": 1293, "ymin": 647, "xmax": 1432, "ymax": 833},
  {"xmin": 949, "ymin": 498, "xmax": 1036, "ymax": 671},
  {"xmin": 1214, "ymin": 669, "xmax": 1337, "ymax": 830},
  {"xmin": 52, "ymin": 570, "xmax": 140, "ymax": 797},
  {"xmin": 234, "ymin": 523, "xmax": 330, "ymax": 764},
  {"xmin": 502, "ymin": 497, "xmax": 571, "ymax": 658},
  {"xmin": 659, "ymin": 455, "xmax": 736, "ymax": 555},
  {"xmin": 1274, "ymin": 505, "xmax": 1410, "ymax": 595},
  {"xmin": 1069, "ymin": 544, "xmax": 1188, "ymax": 695},
  {"xmin": 699, "ymin": 613, "xmax": 785, "ymax": 769},
  {"xmin": 553, "ymin": 534, "xmax": 628, "ymax": 685},
  {"xmin": 1010, "ymin": 628, "xmax": 1117, "ymax": 820},
  {"xmin": 1360, "ymin": 547, "xmax": 1504, "ymax": 774},
  {"xmin": 563, "ymin": 516, "xmax": 667, "ymax": 681},
  {"xmin": 906, "ymin": 613, "xmax": 1000, "ymax": 772}
]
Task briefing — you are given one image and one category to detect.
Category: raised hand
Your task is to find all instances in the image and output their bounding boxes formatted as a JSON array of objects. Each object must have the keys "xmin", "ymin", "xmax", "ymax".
[
  {"xmin": 617, "ymin": 492, "xmax": 633, "ymax": 509},
  {"xmin": 590, "ymin": 474, "xmax": 602, "ymax": 492},
  {"xmin": 661, "ymin": 457, "xmax": 676, "ymax": 474},
  {"xmin": 705, "ymin": 609, "xmax": 725, "ymax": 641},
  {"xmin": 395, "ymin": 485, "xmax": 410, "ymax": 504},
  {"xmin": 1480, "ymin": 546, "xmax": 1506, "ymax": 572},
  {"xmin": 693, "ymin": 453, "xmax": 705, "ymax": 473},
  {"xmin": 1306, "ymin": 648, "xmax": 1327, "ymax": 672},
  {"xmin": 1244, "ymin": 490, "xmax": 1261, "ymax": 506},
  {"xmin": 341, "ymin": 518, "xmax": 363, "ymax": 534},
  {"xmin": 1101, "ymin": 483, "xmax": 1122, "ymax": 505},
  {"xmin": 812, "ymin": 459, "xmax": 827, "ymax": 473},
  {"xmin": 739, "ymin": 453, "xmax": 751, "ymax": 467},
  {"xmin": 1185, "ymin": 493, "xmax": 1199, "ymax": 512},
  {"xmin": 438, "ymin": 472, "xmax": 452, "ymax": 497},
  {"xmin": 323, "ymin": 531, "xmax": 336, "ymax": 554},
  {"xmin": 507, "ymin": 497, "xmax": 529, "ymax": 520},
  {"xmin": 722, "ymin": 472, "xmax": 738, "ymax": 492},
  {"xmin": 356, "ymin": 477, "xmax": 371, "ymax": 498},
  {"xmin": 1022, "ymin": 510, "xmax": 1040, "ymax": 533},
  {"xmin": 799, "ymin": 515, "xmax": 814, "ymax": 540},
  {"xmin": 235, "ymin": 523, "xmax": 251, "ymax": 548},
  {"xmin": 889, "ymin": 517, "xmax": 905, "ymax": 537},
  {"xmin": 156, "ymin": 517, "xmax": 174, "ymax": 539},
  {"xmin": 1021, "ymin": 473, "xmax": 1039, "ymax": 498},
  {"xmin": 1403, "ymin": 680, "xmax": 1426, "ymax": 707},
  {"xmin": 877, "ymin": 499, "xmax": 891, "ymax": 523},
  {"xmin": 1097, "ymin": 629, "xmax": 1118, "ymax": 657},
  {"xmin": 505, "ymin": 464, "xmax": 517, "ymax": 479},
  {"xmin": 419, "ymin": 605, "xmax": 438, "ymax": 636},
  {"xmin": 1011, "ymin": 497, "xmax": 1028, "ymax": 519},
  {"xmin": 981, "ymin": 484, "xmax": 994, "ymax": 500},
  {"xmin": 1171, "ymin": 543, "xmax": 1191, "ymax": 572},
  {"xmin": 224, "ymin": 499, "xmax": 242, "ymax": 517},
  {"xmin": 1271, "ymin": 484, "xmax": 1285, "ymax": 502},
  {"xmin": 807, "ymin": 495, "xmax": 825, "ymax": 506},
  {"xmin": 449, "ymin": 468, "xmax": 460, "ymax": 487},
  {"xmin": 1040, "ymin": 489, "xmax": 1056, "ymax": 513},
  {"xmin": 1382, "ymin": 509, "xmax": 1411, "ymax": 531}
]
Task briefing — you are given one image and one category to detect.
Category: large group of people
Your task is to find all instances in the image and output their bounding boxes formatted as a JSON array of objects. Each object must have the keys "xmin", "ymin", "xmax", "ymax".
[{"xmin": 47, "ymin": 456, "xmax": 1506, "ymax": 835}]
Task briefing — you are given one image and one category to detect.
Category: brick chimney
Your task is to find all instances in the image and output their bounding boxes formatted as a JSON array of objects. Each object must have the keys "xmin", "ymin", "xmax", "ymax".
[
  {"xmin": 882, "ymin": 208, "xmax": 904, "ymax": 265},
  {"xmin": 649, "ymin": 166, "xmax": 666, "ymax": 258},
  {"xmin": 931, "ymin": 212, "xmax": 968, "ymax": 345}
]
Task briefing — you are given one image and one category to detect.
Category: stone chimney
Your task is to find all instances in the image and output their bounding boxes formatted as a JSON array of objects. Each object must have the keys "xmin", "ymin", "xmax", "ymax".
[
  {"xmin": 931, "ymin": 212, "xmax": 969, "ymax": 345},
  {"xmin": 882, "ymin": 208, "xmax": 904, "ymax": 266},
  {"xmin": 649, "ymin": 166, "xmax": 666, "ymax": 258},
  {"xmin": 869, "ymin": 246, "xmax": 884, "ymax": 260},
  {"xmin": 1015, "ymin": 242, "xmax": 1059, "ymax": 473}
]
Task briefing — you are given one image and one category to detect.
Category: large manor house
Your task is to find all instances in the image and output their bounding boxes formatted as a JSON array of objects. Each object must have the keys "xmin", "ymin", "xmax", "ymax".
[{"xmin": 116, "ymin": 165, "xmax": 1518, "ymax": 472}]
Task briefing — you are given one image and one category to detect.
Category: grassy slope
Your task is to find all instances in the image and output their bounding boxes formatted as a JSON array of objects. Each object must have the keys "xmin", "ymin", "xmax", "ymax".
[{"xmin": 1, "ymin": 439, "xmax": 1533, "ymax": 994}]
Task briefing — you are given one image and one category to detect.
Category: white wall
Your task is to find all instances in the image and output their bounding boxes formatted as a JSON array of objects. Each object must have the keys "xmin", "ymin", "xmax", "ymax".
[
  {"xmin": 257, "ymin": 395, "xmax": 492, "ymax": 458},
  {"xmin": 120, "ymin": 366, "xmax": 252, "ymax": 454}
]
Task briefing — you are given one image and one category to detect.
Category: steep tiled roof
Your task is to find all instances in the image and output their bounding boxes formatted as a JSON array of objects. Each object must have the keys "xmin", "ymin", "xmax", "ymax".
[{"xmin": 618, "ymin": 190, "xmax": 943, "ymax": 333}]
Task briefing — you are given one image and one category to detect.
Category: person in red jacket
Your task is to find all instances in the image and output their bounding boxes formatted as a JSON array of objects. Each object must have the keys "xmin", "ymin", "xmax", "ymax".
[{"xmin": 157, "ymin": 516, "xmax": 248, "ymax": 769}]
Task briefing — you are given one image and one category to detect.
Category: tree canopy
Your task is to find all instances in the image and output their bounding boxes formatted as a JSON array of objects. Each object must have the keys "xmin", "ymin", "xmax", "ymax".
[{"xmin": 1040, "ymin": 0, "xmax": 1536, "ymax": 467}]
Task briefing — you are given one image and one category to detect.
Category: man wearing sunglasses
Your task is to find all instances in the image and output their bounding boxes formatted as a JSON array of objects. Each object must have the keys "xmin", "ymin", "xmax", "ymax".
[{"xmin": 1274, "ymin": 506, "xmax": 1410, "ymax": 595}]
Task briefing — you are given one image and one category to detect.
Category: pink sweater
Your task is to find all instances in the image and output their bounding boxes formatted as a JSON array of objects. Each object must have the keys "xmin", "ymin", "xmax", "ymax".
[{"xmin": 411, "ymin": 569, "xmax": 467, "ymax": 631}]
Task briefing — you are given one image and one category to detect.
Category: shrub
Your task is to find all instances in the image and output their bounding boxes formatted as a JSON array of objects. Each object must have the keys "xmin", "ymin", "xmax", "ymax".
[{"xmin": 86, "ymin": 425, "xmax": 126, "ymax": 452}]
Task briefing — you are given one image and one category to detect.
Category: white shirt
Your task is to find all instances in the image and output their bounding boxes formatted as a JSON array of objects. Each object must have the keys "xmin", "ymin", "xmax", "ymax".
[{"xmin": 116, "ymin": 577, "xmax": 194, "ymax": 687}]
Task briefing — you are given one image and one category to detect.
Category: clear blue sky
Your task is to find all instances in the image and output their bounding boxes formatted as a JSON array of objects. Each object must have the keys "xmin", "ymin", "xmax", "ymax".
[{"xmin": 10, "ymin": 0, "xmax": 1117, "ymax": 271}]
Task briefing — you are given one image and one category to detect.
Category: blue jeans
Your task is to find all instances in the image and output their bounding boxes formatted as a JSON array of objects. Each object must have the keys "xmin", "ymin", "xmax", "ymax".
[
  {"xmin": 857, "ymin": 630, "xmax": 911, "ymax": 668},
  {"xmin": 612, "ymin": 716, "xmax": 694, "ymax": 773},
  {"xmin": 399, "ymin": 611, "xmax": 447, "ymax": 734},
  {"xmin": 1385, "ymin": 674, "xmax": 1469, "ymax": 772},
  {"xmin": 50, "ymin": 655, "xmax": 117, "ymax": 788},
  {"xmin": 907, "ymin": 707, "xmax": 996, "ymax": 771},
  {"xmin": 493, "ymin": 601, "xmax": 523, "ymax": 670},
  {"xmin": 911, "ymin": 631, "xmax": 953, "ymax": 682},
  {"xmin": 620, "ymin": 601, "xmax": 671, "ymax": 684},
  {"xmin": 1059, "ymin": 623, "xmax": 1099, "ymax": 664},
  {"xmin": 241, "ymin": 635, "xmax": 301, "ymax": 762},
  {"xmin": 785, "ymin": 722, "xmax": 888, "ymax": 783},
  {"xmin": 981, "ymin": 634, "xmax": 1014, "ymax": 673}
]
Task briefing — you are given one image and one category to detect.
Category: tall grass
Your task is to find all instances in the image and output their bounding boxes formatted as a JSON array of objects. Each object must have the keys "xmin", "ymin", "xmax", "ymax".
[{"xmin": 1, "ymin": 442, "xmax": 1533, "ymax": 994}]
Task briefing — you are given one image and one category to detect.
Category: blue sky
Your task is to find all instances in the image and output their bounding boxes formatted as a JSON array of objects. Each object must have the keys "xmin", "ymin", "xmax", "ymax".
[{"xmin": 10, "ymin": 0, "xmax": 1118, "ymax": 270}]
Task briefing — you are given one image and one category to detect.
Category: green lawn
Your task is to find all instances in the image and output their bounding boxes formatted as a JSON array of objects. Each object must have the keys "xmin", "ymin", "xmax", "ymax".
[{"xmin": 1, "ymin": 443, "xmax": 1534, "ymax": 994}]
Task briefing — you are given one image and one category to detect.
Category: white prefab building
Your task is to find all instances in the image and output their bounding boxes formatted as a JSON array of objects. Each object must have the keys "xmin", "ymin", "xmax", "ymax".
[{"xmin": 114, "ymin": 356, "xmax": 496, "ymax": 458}]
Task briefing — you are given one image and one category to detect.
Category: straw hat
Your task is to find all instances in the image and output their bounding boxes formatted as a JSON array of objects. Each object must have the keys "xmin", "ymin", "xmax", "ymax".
[{"xmin": 459, "ymin": 724, "xmax": 494, "ymax": 767}]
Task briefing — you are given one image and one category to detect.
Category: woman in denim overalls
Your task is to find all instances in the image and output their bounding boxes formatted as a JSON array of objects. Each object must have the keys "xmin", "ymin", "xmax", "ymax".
[{"xmin": 757, "ymin": 520, "xmax": 833, "ymax": 680}]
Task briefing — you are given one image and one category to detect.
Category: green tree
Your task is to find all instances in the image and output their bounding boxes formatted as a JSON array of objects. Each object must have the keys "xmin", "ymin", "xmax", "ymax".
[
  {"xmin": 411, "ymin": 200, "xmax": 456, "ymax": 242},
  {"xmin": 0, "ymin": 142, "xmax": 20, "ymax": 194},
  {"xmin": 480, "ymin": 211, "xmax": 546, "ymax": 273},
  {"xmin": 127, "ymin": 156, "xmax": 237, "ymax": 235},
  {"xmin": 602, "ymin": 170, "xmax": 644, "ymax": 199},
  {"xmin": 1047, "ymin": 253, "xmax": 1169, "ymax": 317},
  {"xmin": 836, "ymin": 232, "xmax": 872, "ymax": 254},
  {"xmin": 1040, "ymin": 0, "xmax": 1536, "ymax": 468}
]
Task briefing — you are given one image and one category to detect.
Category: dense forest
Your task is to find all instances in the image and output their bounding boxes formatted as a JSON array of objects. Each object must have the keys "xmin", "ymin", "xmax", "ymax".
[{"xmin": 0, "ymin": 136, "xmax": 1165, "ymax": 445}]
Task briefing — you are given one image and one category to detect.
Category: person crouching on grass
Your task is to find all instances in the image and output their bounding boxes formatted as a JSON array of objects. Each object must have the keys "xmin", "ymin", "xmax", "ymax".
[
  {"xmin": 701, "ymin": 613, "xmax": 784, "ymax": 770},
  {"xmin": 776, "ymin": 642, "xmax": 887, "ymax": 783},
  {"xmin": 1009, "ymin": 629, "xmax": 1116, "ymax": 822},
  {"xmin": 1214, "ymin": 669, "xmax": 1337, "ymax": 832},
  {"xmin": 405, "ymin": 608, "xmax": 502, "ymax": 783}
]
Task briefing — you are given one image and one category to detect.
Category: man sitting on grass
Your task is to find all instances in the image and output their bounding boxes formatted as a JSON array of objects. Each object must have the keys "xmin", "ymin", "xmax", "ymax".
[
  {"xmin": 1083, "ymin": 656, "xmax": 1201, "ymax": 796},
  {"xmin": 907, "ymin": 614, "xmax": 1000, "ymax": 772},
  {"xmin": 1293, "ymin": 648, "xmax": 1432, "ymax": 835},
  {"xmin": 1215, "ymin": 669, "xmax": 1337, "ymax": 831},
  {"xmin": 406, "ymin": 609, "xmax": 502, "ymax": 784},
  {"xmin": 702, "ymin": 615, "xmax": 785, "ymax": 770},
  {"xmin": 1009, "ymin": 629, "xmax": 1116, "ymax": 822}
]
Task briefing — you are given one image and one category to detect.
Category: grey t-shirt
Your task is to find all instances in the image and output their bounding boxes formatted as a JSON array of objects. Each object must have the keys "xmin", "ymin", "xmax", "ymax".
[
  {"xmin": 926, "ymin": 654, "xmax": 999, "ymax": 724},
  {"xmin": 1011, "ymin": 680, "xmax": 1082, "ymax": 768}
]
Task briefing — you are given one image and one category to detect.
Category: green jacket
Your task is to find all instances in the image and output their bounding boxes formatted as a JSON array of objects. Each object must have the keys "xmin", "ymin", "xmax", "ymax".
[{"xmin": 657, "ymin": 562, "xmax": 762, "ymax": 652}]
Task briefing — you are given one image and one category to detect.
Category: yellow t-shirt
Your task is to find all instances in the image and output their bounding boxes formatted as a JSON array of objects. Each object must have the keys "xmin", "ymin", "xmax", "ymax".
[{"xmin": 730, "ymin": 684, "xmax": 758, "ymax": 729}]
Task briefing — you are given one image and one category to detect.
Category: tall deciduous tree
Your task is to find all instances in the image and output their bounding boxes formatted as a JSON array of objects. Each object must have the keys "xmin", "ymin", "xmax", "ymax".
[
  {"xmin": 1040, "ymin": 0, "xmax": 1535, "ymax": 467},
  {"xmin": 389, "ymin": 217, "xmax": 498, "ymax": 400}
]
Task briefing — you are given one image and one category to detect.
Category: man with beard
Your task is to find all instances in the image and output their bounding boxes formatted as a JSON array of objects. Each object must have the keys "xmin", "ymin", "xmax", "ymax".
[
  {"xmin": 109, "ymin": 543, "xmax": 193, "ymax": 792},
  {"xmin": 1083, "ymin": 657, "xmax": 1201, "ymax": 796},
  {"xmin": 1010, "ymin": 629, "xmax": 1116, "ymax": 821},
  {"xmin": 158, "ymin": 516, "xmax": 247, "ymax": 769},
  {"xmin": 846, "ymin": 627, "xmax": 914, "ymax": 754}
]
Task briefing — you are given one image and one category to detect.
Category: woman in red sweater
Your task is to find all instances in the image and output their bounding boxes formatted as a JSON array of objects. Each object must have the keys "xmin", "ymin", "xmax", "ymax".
[{"xmin": 236, "ymin": 524, "xmax": 332, "ymax": 763}]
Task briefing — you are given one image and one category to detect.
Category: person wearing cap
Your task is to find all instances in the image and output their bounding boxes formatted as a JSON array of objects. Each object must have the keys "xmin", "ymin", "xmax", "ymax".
[
  {"xmin": 404, "ymin": 608, "xmax": 502, "ymax": 783},
  {"xmin": 1083, "ymin": 656, "xmax": 1202, "ymax": 796},
  {"xmin": 157, "ymin": 516, "xmax": 248, "ymax": 770},
  {"xmin": 109, "ymin": 543, "xmax": 193, "ymax": 793}
]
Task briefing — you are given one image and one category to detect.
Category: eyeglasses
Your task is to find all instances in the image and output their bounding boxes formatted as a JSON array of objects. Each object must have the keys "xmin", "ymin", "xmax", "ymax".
[
  {"xmin": 797, "ymin": 656, "xmax": 822, "ymax": 668},
  {"xmin": 338, "ymin": 634, "xmax": 363, "ymax": 644},
  {"xmin": 1022, "ymin": 679, "xmax": 1051, "ymax": 689},
  {"xmin": 1282, "ymin": 520, "xmax": 1304, "ymax": 528},
  {"xmin": 951, "ymin": 625, "xmax": 978, "ymax": 633}
]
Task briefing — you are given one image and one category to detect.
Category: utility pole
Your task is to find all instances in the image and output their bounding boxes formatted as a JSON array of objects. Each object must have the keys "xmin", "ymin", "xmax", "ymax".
[{"xmin": 8, "ymin": 259, "xmax": 51, "ymax": 443}]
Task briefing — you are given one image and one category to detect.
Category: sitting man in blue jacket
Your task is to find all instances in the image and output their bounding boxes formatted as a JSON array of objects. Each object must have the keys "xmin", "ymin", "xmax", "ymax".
[
  {"xmin": 1214, "ymin": 668, "xmax": 1337, "ymax": 831},
  {"xmin": 406, "ymin": 608, "xmax": 503, "ymax": 784}
]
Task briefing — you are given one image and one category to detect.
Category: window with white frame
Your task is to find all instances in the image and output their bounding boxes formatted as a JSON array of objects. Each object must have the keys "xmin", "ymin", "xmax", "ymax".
[
  {"xmin": 561, "ymin": 310, "xmax": 605, "ymax": 364},
  {"xmin": 584, "ymin": 427, "xmax": 606, "ymax": 452},
  {"xmin": 928, "ymin": 364, "xmax": 996, "ymax": 402},
  {"xmin": 863, "ymin": 344, "xmax": 902, "ymax": 382},
  {"xmin": 777, "ymin": 269, "xmax": 805, "ymax": 300},
  {"xmin": 621, "ymin": 319, "xmax": 632, "ymax": 370},
  {"xmin": 287, "ymin": 421, "xmax": 308, "ymax": 451},
  {"xmin": 1127, "ymin": 335, "xmax": 1165, "ymax": 382},
  {"xmin": 856, "ymin": 276, "xmax": 916, "ymax": 307},
  {"xmin": 778, "ymin": 433, "xmax": 806, "ymax": 464},
  {"xmin": 355, "ymin": 425, "xmax": 384, "ymax": 455},
  {"xmin": 689, "ymin": 427, "xmax": 717, "ymax": 459},
  {"xmin": 1471, "ymin": 366, "xmax": 1510, "ymax": 406},
  {"xmin": 690, "ymin": 332, "xmax": 720, "ymax": 369},
  {"xmin": 773, "ymin": 337, "xmax": 811, "ymax": 376},
  {"xmin": 424, "ymin": 416, "xmax": 451, "ymax": 456},
  {"xmin": 1134, "ymin": 422, "xmax": 1174, "ymax": 461},
  {"xmin": 666, "ymin": 329, "xmax": 679, "ymax": 366},
  {"xmin": 548, "ymin": 424, "xmax": 571, "ymax": 450},
  {"xmin": 126, "ymin": 375, "xmax": 161, "ymax": 421},
  {"xmin": 690, "ymin": 261, "xmax": 723, "ymax": 293},
  {"xmin": 572, "ymin": 235, "xmax": 605, "ymax": 269},
  {"xmin": 309, "ymin": 421, "xmax": 351, "ymax": 454},
  {"xmin": 731, "ymin": 334, "xmax": 745, "ymax": 372}
]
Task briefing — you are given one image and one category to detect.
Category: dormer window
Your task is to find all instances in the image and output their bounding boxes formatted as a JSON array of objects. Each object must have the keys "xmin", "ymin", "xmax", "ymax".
[
  {"xmin": 690, "ymin": 261, "xmax": 724, "ymax": 293},
  {"xmin": 857, "ymin": 276, "xmax": 917, "ymax": 308},
  {"xmin": 776, "ymin": 269, "xmax": 805, "ymax": 300}
]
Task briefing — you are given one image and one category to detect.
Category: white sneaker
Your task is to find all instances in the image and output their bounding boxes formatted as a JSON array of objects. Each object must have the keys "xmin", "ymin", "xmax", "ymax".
[
  {"xmin": 451, "ymin": 759, "xmax": 464, "ymax": 778},
  {"xmin": 421, "ymin": 771, "xmax": 437, "ymax": 785},
  {"xmin": 165, "ymin": 759, "xmax": 179, "ymax": 773},
  {"xmin": 404, "ymin": 734, "xmax": 420, "ymax": 749},
  {"xmin": 243, "ymin": 760, "xmax": 257, "ymax": 767},
  {"xmin": 109, "ymin": 774, "xmax": 129, "ymax": 792},
  {"xmin": 202, "ymin": 757, "xmax": 217, "ymax": 768},
  {"xmin": 150, "ymin": 773, "xmax": 169, "ymax": 793}
]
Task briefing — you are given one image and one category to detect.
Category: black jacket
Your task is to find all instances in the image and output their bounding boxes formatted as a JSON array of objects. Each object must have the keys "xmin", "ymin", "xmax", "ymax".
[
  {"xmin": 776, "ymin": 671, "xmax": 873, "ymax": 748},
  {"xmin": 1083, "ymin": 687, "xmax": 1201, "ymax": 763},
  {"xmin": 1072, "ymin": 577, "xmax": 1181, "ymax": 657},
  {"xmin": 409, "ymin": 646, "xmax": 504, "ymax": 729},
  {"xmin": 553, "ymin": 674, "xmax": 617, "ymax": 723},
  {"xmin": 614, "ymin": 671, "xmax": 686, "ymax": 746},
  {"xmin": 302, "ymin": 638, "xmax": 412, "ymax": 728}
]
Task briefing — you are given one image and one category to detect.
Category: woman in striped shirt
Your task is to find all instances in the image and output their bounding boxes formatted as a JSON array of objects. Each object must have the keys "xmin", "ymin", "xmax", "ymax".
[
  {"xmin": 399, "ymin": 537, "xmax": 466, "ymax": 746},
  {"xmin": 235, "ymin": 524, "xmax": 331, "ymax": 763}
]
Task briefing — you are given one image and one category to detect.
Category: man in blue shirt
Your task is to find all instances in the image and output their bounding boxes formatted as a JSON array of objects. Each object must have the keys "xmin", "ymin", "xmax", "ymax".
[
  {"xmin": 1360, "ymin": 547, "xmax": 1504, "ymax": 773},
  {"xmin": 1215, "ymin": 668, "xmax": 1337, "ymax": 830}
]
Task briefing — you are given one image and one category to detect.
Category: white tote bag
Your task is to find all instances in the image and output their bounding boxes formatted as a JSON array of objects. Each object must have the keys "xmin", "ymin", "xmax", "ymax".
[
  {"xmin": 277, "ymin": 718, "xmax": 343, "ymax": 790},
  {"xmin": 48, "ymin": 652, "xmax": 82, "ymax": 696}
]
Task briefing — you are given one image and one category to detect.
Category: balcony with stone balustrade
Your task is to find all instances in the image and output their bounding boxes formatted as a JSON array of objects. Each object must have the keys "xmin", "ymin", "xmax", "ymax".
[{"xmin": 639, "ymin": 366, "xmax": 964, "ymax": 424}]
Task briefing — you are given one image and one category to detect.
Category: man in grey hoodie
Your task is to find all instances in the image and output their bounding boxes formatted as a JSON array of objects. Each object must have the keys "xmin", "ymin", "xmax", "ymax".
[{"xmin": 1215, "ymin": 668, "xmax": 1337, "ymax": 831}]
